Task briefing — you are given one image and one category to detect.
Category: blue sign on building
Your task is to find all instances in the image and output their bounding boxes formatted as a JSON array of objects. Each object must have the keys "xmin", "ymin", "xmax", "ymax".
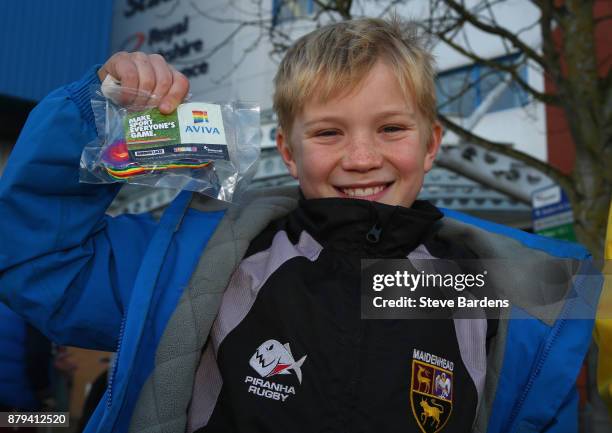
[{"xmin": 532, "ymin": 184, "xmax": 576, "ymax": 241}]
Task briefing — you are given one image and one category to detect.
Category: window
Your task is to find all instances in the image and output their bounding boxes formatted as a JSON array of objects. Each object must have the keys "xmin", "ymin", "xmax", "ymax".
[
  {"xmin": 436, "ymin": 54, "xmax": 529, "ymax": 117},
  {"xmin": 272, "ymin": 0, "xmax": 316, "ymax": 24}
]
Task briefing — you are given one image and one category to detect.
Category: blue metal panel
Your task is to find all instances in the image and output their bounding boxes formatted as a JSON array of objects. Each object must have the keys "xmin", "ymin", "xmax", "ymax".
[{"xmin": 0, "ymin": 1, "xmax": 113, "ymax": 102}]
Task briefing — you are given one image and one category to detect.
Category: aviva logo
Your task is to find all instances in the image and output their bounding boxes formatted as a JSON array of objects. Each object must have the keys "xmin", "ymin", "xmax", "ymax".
[
  {"xmin": 185, "ymin": 125, "xmax": 221, "ymax": 135},
  {"xmin": 192, "ymin": 110, "xmax": 208, "ymax": 123}
]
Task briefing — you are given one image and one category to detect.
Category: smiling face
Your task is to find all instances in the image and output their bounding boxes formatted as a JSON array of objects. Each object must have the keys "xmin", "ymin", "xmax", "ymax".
[{"xmin": 276, "ymin": 61, "xmax": 441, "ymax": 207}]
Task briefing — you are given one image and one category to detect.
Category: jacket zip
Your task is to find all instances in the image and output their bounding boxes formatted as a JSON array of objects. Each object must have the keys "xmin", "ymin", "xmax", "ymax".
[
  {"xmin": 506, "ymin": 263, "xmax": 595, "ymax": 431},
  {"xmin": 104, "ymin": 192, "xmax": 195, "ymax": 427},
  {"xmin": 346, "ymin": 213, "xmax": 379, "ymax": 430},
  {"xmin": 506, "ymin": 309, "xmax": 569, "ymax": 430},
  {"xmin": 366, "ymin": 224, "xmax": 382, "ymax": 243},
  {"xmin": 107, "ymin": 314, "xmax": 127, "ymax": 408}
]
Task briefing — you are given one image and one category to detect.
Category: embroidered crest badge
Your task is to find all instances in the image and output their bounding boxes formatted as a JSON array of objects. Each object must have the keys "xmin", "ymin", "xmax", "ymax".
[{"xmin": 410, "ymin": 353, "xmax": 453, "ymax": 433}]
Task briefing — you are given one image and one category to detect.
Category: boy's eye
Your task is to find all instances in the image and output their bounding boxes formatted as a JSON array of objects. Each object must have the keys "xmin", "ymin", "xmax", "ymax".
[
  {"xmin": 381, "ymin": 125, "xmax": 406, "ymax": 133},
  {"xmin": 315, "ymin": 130, "xmax": 339, "ymax": 137}
]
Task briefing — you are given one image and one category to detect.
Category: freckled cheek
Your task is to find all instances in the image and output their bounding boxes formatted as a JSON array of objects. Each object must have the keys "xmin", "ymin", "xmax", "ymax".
[
  {"xmin": 388, "ymin": 153, "xmax": 424, "ymax": 175},
  {"xmin": 297, "ymin": 152, "xmax": 338, "ymax": 192}
]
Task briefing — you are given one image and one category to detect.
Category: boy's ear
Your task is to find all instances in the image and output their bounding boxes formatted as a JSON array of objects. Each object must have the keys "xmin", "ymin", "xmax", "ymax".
[
  {"xmin": 276, "ymin": 127, "xmax": 299, "ymax": 179},
  {"xmin": 424, "ymin": 121, "xmax": 442, "ymax": 173}
]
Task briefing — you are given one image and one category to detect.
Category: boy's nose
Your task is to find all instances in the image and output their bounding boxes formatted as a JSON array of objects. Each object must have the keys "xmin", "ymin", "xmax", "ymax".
[{"xmin": 341, "ymin": 136, "xmax": 383, "ymax": 172}]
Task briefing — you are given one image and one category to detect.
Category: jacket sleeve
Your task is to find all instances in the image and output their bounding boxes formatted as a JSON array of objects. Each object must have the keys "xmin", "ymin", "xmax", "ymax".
[{"xmin": 0, "ymin": 66, "xmax": 157, "ymax": 351}]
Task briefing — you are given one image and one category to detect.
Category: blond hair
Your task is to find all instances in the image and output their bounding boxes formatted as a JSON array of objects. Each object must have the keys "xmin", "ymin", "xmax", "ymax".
[{"xmin": 273, "ymin": 17, "xmax": 437, "ymax": 145}]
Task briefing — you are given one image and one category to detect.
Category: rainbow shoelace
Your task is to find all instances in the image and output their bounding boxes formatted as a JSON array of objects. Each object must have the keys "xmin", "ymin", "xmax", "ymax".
[{"xmin": 101, "ymin": 139, "xmax": 211, "ymax": 180}]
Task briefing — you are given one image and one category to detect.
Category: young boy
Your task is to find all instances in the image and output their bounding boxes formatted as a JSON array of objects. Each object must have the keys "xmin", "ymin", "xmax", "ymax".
[{"xmin": 0, "ymin": 17, "xmax": 600, "ymax": 433}]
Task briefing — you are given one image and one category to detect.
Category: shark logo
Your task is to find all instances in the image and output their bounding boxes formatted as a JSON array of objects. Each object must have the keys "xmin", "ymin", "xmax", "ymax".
[{"xmin": 249, "ymin": 339, "xmax": 307, "ymax": 384}]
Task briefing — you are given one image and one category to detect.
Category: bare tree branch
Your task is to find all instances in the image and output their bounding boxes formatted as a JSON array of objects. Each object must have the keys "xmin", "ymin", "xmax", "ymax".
[
  {"xmin": 438, "ymin": 114, "xmax": 575, "ymax": 197},
  {"xmin": 536, "ymin": 0, "xmax": 567, "ymax": 97},
  {"xmin": 432, "ymin": 29, "xmax": 560, "ymax": 105},
  {"xmin": 210, "ymin": 1, "xmax": 267, "ymax": 85},
  {"xmin": 312, "ymin": 0, "xmax": 337, "ymax": 15},
  {"xmin": 438, "ymin": 0, "xmax": 547, "ymax": 68},
  {"xmin": 377, "ymin": 0, "xmax": 408, "ymax": 18},
  {"xmin": 480, "ymin": 0, "xmax": 513, "ymax": 53},
  {"xmin": 313, "ymin": 0, "xmax": 352, "ymax": 19},
  {"xmin": 594, "ymin": 14, "xmax": 612, "ymax": 25},
  {"xmin": 185, "ymin": 0, "xmax": 275, "ymax": 67}
]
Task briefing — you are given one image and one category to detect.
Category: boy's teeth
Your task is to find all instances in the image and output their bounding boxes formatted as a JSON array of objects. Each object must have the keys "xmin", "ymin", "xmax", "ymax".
[{"xmin": 342, "ymin": 185, "xmax": 385, "ymax": 197}]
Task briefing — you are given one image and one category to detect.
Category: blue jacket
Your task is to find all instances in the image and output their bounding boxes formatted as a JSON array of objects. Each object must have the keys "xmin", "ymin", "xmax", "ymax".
[
  {"xmin": 0, "ymin": 303, "xmax": 40, "ymax": 409},
  {"xmin": 0, "ymin": 67, "xmax": 602, "ymax": 433}
]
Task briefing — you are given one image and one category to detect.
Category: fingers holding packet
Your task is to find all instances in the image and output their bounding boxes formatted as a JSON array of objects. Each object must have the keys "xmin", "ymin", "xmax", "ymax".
[
  {"xmin": 98, "ymin": 51, "xmax": 189, "ymax": 114},
  {"xmin": 79, "ymin": 52, "xmax": 261, "ymax": 202}
]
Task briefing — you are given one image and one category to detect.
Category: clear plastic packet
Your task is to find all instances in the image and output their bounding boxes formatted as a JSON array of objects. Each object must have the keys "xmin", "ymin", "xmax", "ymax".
[{"xmin": 79, "ymin": 77, "xmax": 261, "ymax": 202}]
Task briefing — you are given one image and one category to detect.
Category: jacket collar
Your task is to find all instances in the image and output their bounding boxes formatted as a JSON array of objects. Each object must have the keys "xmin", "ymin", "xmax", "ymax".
[{"xmin": 285, "ymin": 194, "xmax": 443, "ymax": 257}]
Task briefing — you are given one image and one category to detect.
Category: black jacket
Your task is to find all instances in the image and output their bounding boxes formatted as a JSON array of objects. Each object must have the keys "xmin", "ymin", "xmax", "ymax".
[{"xmin": 190, "ymin": 198, "xmax": 489, "ymax": 433}]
